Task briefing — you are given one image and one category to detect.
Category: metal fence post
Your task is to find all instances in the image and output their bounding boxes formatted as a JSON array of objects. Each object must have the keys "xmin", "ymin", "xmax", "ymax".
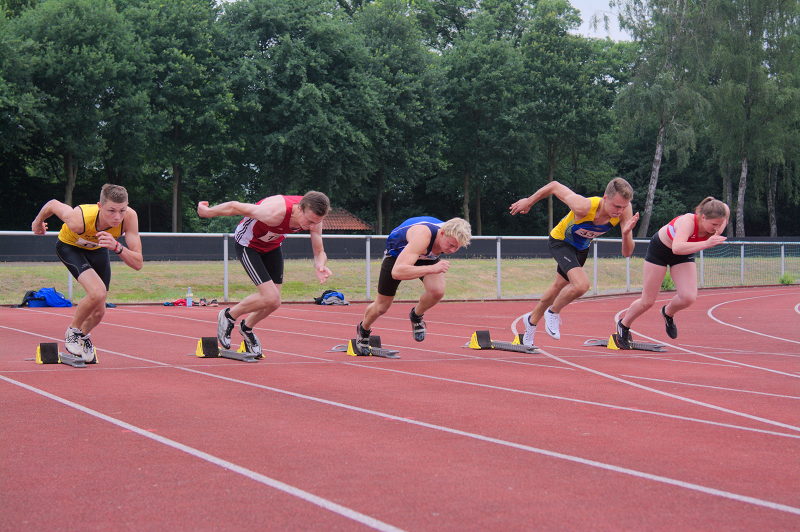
[
  {"xmin": 625, "ymin": 255, "xmax": 630, "ymax": 292},
  {"xmin": 781, "ymin": 244, "xmax": 785, "ymax": 278},
  {"xmin": 365, "ymin": 236, "xmax": 371, "ymax": 300},
  {"xmin": 592, "ymin": 241, "xmax": 598, "ymax": 295},
  {"xmin": 68, "ymin": 274, "xmax": 73, "ymax": 300},
  {"xmin": 740, "ymin": 244, "xmax": 745, "ymax": 285},
  {"xmin": 699, "ymin": 249, "xmax": 704, "ymax": 288},
  {"xmin": 223, "ymin": 233, "xmax": 229, "ymax": 302},
  {"xmin": 496, "ymin": 237, "xmax": 502, "ymax": 299}
]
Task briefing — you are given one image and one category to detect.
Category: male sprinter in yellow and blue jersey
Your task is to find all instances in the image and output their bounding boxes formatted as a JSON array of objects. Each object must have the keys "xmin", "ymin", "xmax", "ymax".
[
  {"xmin": 31, "ymin": 184, "xmax": 143, "ymax": 360},
  {"xmin": 509, "ymin": 178, "xmax": 639, "ymax": 346}
]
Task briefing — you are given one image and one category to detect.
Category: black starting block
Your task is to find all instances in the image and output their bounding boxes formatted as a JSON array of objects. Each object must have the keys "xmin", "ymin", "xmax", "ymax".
[
  {"xmin": 35, "ymin": 342, "xmax": 97, "ymax": 368},
  {"xmin": 466, "ymin": 330, "xmax": 539, "ymax": 354},
  {"xmin": 584, "ymin": 334, "xmax": 667, "ymax": 352},
  {"xmin": 194, "ymin": 337, "xmax": 260, "ymax": 362},
  {"xmin": 328, "ymin": 335, "xmax": 400, "ymax": 359}
]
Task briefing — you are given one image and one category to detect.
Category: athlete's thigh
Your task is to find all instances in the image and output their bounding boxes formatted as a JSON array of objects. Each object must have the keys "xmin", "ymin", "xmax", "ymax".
[
  {"xmin": 669, "ymin": 261, "xmax": 698, "ymax": 295},
  {"xmin": 421, "ymin": 271, "xmax": 446, "ymax": 294}
]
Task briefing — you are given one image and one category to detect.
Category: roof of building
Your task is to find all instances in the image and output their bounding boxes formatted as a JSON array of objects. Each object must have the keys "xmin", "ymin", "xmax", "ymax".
[{"xmin": 322, "ymin": 208, "xmax": 373, "ymax": 232}]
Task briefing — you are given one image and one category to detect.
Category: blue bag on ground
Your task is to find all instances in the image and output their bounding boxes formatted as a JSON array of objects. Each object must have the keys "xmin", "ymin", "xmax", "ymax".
[
  {"xmin": 26, "ymin": 287, "xmax": 73, "ymax": 307},
  {"xmin": 314, "ymin": 290, "xmax": 349, "ymax": 305}
]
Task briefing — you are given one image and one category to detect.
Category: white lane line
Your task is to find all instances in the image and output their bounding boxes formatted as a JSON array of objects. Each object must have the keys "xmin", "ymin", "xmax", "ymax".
[
  {"xmin": 707, "ymin": 296, "xmax": 800, "ymax": 345},
  {"xmin": 0, "ymin": 375, "xmax": 404, "ymax": 532},
  {"xmin": 622, "ymin": 375, "xmax": 800, "ymax": 400}
]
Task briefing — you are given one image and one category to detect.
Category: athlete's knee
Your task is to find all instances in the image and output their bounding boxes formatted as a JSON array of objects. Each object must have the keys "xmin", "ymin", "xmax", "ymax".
[
  {"xmin": 571, "ymin": 278, "xmax": 591, "ymax": 295},
  {"xmin": 638, "ymin": 294, "xmax": 657, "ymax": 310},
  {"xmin": 676, "ymin": 290, "xmax": 697, "ymax": 307},
  {"xmin": 258, "ymin": 293, "xmax": 281, "ymax": 311}
]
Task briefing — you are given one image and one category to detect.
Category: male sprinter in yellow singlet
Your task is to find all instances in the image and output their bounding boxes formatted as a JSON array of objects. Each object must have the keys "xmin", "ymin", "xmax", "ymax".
[
  {"xmin": 31, "ymin": 184, "xmax": 143, "ymax": 360},
  {"xmin": 509, "ymin": 178, "xmax": 639, "ymax": 347}
]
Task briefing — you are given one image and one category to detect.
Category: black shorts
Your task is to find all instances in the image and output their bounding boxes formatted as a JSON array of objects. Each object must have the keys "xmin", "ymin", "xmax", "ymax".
[
  {"xmin": 235, "ymin": 243, "xmax": 284, "ymax": 286},
  {"xmin": 549, "ymin": 237, "xmax": 589, "ymax": 280},
  {"xmin": 56, "ymin": 241, "xmax": 112, "ymax": 290},
  {"xmin": 645, "ymin": 233, "xmax": 695, "ymax": 267},
  {"xmin": 377, "ymin": 254, "xmax": 440, "ymax": 297}
]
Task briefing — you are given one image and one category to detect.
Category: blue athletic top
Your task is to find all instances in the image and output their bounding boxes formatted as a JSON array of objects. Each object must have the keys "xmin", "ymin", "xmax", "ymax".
[{"xmin": 385, "ymin": 216, "xmax": 442, "ymax": 259}]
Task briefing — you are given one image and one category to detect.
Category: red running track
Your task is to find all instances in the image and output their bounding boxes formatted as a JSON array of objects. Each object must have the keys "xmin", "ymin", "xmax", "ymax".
[{"xmin": 1, "ymin": 285, "xmax": 798, "ymax": 530}]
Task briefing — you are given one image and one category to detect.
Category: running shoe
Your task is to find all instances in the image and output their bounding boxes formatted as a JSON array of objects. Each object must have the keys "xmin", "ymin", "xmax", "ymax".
[
  {"xmin": 356, "ymin": 322, "xmax": 371, "ymax": 355},
  {"xmin": 65, "ymin": 327, "xmax": 83, "ymax": 356},
  {"xmin": 239, "ymin": 321, "xmax": 263, "ymax": 357},
  {"xmin": 661, "ymin": 305, "xmax": 678, "ymax": 339},
  {"xmin": 80, "ymin": 333, "xmax": 95, "ymax": 362},
  {"xmin": 543, "ymin": 308, "xmax": 561, "ymax": 339},
  {"xmin": 615, "ymin": 319, "xmax": 632, "ymax": 349},
  {"xmin": 522, "ymin": 312, "xmax": 537, "ymax": 347},
  {"xmin": 410, "ymin": 308, "xmax": 426, "ymax": 342},
  {"xmin": 217, "ymin": 308, "xmax": 235, "ymax": 349}
]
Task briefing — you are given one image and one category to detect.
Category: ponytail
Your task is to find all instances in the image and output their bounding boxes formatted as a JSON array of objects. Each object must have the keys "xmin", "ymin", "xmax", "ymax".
[{"xmin": 694, "ymin": 197, "xmax": 729, "ymax": 219}]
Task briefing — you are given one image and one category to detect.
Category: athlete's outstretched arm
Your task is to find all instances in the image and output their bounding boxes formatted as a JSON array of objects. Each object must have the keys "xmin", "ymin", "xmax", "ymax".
[
  {"xmin": 391, "ymin": 225, "xmax": 450, "ymax": 280},
  {"xmin": 31, "ymin": 199, "xmax": 84, "ymax": 235},
  {"xmin": 309, "ymin": 223, "xmax": 331, "ymax": 283},
  {"xmin": 509, "ymin": 181, "xmax": 591, "ymax": 218},
  {"xmin": 101, "ymin": 208, "xmax": 143, "ymax": 271}
]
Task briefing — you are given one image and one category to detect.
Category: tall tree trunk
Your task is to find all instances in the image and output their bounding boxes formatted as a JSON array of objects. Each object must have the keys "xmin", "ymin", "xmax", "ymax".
[
  {"xmin": 63, "ymin": 152, "xmax": 77, "ymax": 206},
  {"xmin": 722, "ymin": 169, "xmax": 734, "ymax": 238},
  {"xmin": 474, "ymin": 185, "xmax": 482, "ymax": 235},
  {"xmin": 767, "ymin": 164, "xmax": 778, "ymax": 237},
  {"xmin": 462, "ymin": 172, "xmax": 471, "ymax": 223},
  {"xmin": 375, "ymin": 170, "xmax": 384, "ymax": 234},
  {"xmin": 381, "ymin": 192, "xmax": 391, "ymax": 233},
  {"xmin": 735, "ymin": 156, "xmax": 748, "ymax": 237},
  {"xmin": 546, "ymin": 143, "xmax": 557, "ymax": 231},
  {"xmin": 637, "ymin": 120, "xmax": 666, "ymax": 238},
  {"xmin": 171, "ymin": 164, "xmax": 183, "ymax": 233}
]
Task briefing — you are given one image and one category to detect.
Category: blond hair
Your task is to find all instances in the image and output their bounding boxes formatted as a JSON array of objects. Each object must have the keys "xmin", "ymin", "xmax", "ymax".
[
  {"xmin": 299, "ymin": 191, "xmax": 330, "ymax": 216},
  {"xmin": 604, "ymin": 177, "xmax": 633, "ymax": 201},
  {"xmin": 441, "ymin": 217, "xmax": 472, "ymax": 247},
  {"xmin": 99, "ymin": 184, "xmax": 128, "ymax": 204},
  {"xmin": 695, "ymin": 197, "xmax": 729, "ymax": 219}
]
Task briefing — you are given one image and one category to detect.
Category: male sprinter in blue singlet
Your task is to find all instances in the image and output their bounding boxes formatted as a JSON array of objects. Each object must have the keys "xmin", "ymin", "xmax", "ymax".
[
  {"xmin": 509, "ymin": 178, "xmax": 639, "ymax": 347},
  {"xmin": 31, "ymin": 184, "xmax": 143, "ymax": 360},
  {"xmin": 355, "ymin": 217, "xmax": 472, "ymax": 352}
]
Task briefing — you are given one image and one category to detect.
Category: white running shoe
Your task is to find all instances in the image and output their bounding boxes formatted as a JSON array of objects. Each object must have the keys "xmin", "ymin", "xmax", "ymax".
[
  {"xmin": 239, "ymin": 321, "xmax": 263, "ymax": 357},
  {"xmin": 522, "ymin": 312, "xmax": 536, "ymax": 347},
  {"xmin": 543, "ymin": 308, "xmax": 561, "ymax": 339},
  {"xmin": 65, "ymin": 327, "xmax": 83, "ymax": 356},
  {"xmin": 217, "ymin": 308, "xmax": 235, "ymax": 349},
  {"xmin": 80, "ymin": 334, "xmax": 95, "ymax": 362}
]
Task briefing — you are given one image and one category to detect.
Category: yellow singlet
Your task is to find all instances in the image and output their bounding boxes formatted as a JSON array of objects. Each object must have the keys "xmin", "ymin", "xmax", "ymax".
[
  {"xmin": 58, "ymin": 204, "xmax": 124, "ymax": 250},
  {"xmin": 549, "ymin": 197, "xmax": 619, "ymax": 251}
]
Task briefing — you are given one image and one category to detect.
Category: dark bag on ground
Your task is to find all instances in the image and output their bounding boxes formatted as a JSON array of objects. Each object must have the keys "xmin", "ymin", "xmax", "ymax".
[{"xmin": 314, "ymin": 290, "xmax": 349, "ymax": 305}]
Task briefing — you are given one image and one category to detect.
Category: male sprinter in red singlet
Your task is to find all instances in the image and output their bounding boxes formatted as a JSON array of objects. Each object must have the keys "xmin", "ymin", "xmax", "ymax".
[
  {"xmin": 31, "ymin": 184, "xmax": 143, "ymax": 360},
  {"xmin": 197, "ymin": 191, "xmax": 331, "ymax": 357},
  {"xmin": 509, "ymin": 178, "xmax": 639, "ymax": 347},
  {"xmin": 615, "ymin": 197, "xmax": 729, "ymax": 347}
]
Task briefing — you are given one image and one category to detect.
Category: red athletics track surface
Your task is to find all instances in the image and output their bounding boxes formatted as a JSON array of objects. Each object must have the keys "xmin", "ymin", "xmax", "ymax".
[{"xmin": 1, "ymin": 285, "xmax": 798, "ymax": 531}]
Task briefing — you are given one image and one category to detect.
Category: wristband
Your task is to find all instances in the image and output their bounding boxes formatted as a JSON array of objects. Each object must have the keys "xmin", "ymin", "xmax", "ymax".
[{"xmin": 115, "ymin": 242, "xmax": 123, "ymax": 254}]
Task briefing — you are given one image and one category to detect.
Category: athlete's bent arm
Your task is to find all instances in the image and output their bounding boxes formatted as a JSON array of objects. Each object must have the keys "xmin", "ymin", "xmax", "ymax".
[
  {"xmin": 309, "ymin": 223, "xmax": 331, "ymax": 283},
  {"xmin": 32, "ymin": 200, "xmax": 84, "ymax": 235},
  {"xmin": 670, "ymin": 215, "xmax": 727, "ymax": 255},
  {"xmin": 106, "ymin": 209, "xmax": 143, "ymax": 270},
  {"xmin": 619, "ymin": 207, "xmax": 639, "ymax": 258},
  {"xmin": 391, "ymin": 226, "xmax": 450, "ymax": 280}
]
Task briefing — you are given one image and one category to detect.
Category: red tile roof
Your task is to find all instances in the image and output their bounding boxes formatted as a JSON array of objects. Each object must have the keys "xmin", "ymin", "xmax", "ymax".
[{"xmin": 323, "ymin": 208, "xmax": 373, "ymax": 232}]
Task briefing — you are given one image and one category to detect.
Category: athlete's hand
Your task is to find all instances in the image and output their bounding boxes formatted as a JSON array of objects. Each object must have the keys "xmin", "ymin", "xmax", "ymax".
[
  {"xmin": 315, "ymin": 265, "xmax": 332, "ymax": 283},
  {"xmin": 432, "ymin": 260, "xmax": 451, "ymax": 274},
  {"xmin": 96, "ymin": 231, "xmax": 118, "ymax": 251},
  {"xmin": 32, "ymin": 219, "xmax": 48, "ymax": 235},
  {"xmin": 706, "ymin": 234, "xmax": 727, "ymax": 247},
  {"xmin": 509, "ymin": 197, "xmax": 534, "ymax": 215},
  {"xmin": 197, "ymin": 201, "xmax": 212, "ymax": 218},
  {"xmin": 621, "ymin": 212, "xmax": 640, "ymax": 234}
]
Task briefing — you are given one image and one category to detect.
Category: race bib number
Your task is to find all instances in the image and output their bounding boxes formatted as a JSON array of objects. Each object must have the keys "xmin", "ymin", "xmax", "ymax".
[
  {"xmin": 574, "ymin": 228, "xmax": 606, "ymax": 239},
  {"xmin": 74, "ymin": 237, "xmax": 100, "ymax": 249},
  {"xmin": 258, "ymin": 231, "xmax": 283, "ymax": 243}
]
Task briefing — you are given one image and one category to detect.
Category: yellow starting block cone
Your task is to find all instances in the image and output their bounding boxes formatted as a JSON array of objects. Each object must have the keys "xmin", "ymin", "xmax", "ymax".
[
  {"xmin": 511, "ymin": 333, "xmax": 525, "ymax": 345},
  {"xmin": 346, "ymin": 339, "xmax": 360, "ymax": 356},
  {"xmin": 606, "ymin": 334, "xmax": 620, "ymax": 350}
]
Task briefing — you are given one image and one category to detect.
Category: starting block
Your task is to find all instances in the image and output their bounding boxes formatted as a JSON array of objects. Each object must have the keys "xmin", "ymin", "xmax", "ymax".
[
  {"xmin": 328, "ymin": 335, "xmax": 400, "ymax": 359},
  {"xmin": 584, "ymin": 334, "xmax": 667, "ymax": 352},
  {"xmin": 466, "ymin": 330, "xmax": 538, "ymax": 354},
  {"xmin": 35, "ymin": 342, "xmax": 97, "ymax": 368},
  {"xmin": 194, "ymin": 337, "xmax": 260, "ymax": 362}
]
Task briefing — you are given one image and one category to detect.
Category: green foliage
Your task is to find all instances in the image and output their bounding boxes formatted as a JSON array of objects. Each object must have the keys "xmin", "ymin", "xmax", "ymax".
[
  {"xmin": 661, "ymin": 271, "xmax": 675, "ymax": 291},
  {"xmin": 779, "ymin": 273, "xmax": 795, "ymax": 285}
]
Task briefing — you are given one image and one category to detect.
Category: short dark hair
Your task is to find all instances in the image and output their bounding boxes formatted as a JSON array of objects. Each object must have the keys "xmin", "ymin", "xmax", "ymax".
[
  {"xmin": 100, "ymin": 184, "xmax": 128, "ymax": 204},
  {"xmin": 604, "ymin": 177, "xmax": 633, "ymax": 201},
  {"xmin": 299, "ymin": 191, "xmax": 330, "ymax": 216}
]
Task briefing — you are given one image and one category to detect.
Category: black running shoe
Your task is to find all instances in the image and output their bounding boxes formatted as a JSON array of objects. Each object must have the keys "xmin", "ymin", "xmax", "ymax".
[
  {"xmin": 616, "ymin": 320, "xmax": 632, "ymax": 349},
  {"xmin": 410, "ymin": 308, "xmax": 426, "ymax": 342},
  {"xmin": 661, "ymin": 305, "xmax": 678, "ymax": 339},
  {"xmin": 356, "ymin": 322, "xmax": 371, "ymax": 354},
  {"xmin": 217, "ymin": 308, "xmax": 235, "ymax": 349}
]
